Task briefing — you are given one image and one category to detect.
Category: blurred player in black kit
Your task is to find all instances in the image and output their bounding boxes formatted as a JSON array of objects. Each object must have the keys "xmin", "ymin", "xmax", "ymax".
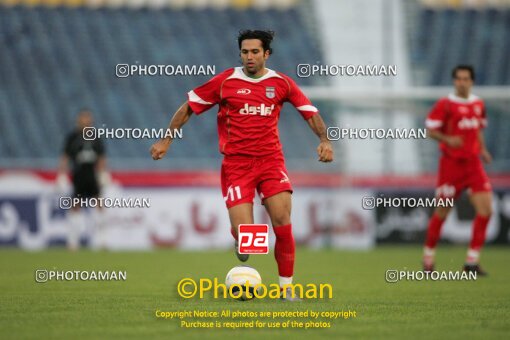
[{"xmin": 57, "ymin": 109, "xmax": 109, "ymax": 250}]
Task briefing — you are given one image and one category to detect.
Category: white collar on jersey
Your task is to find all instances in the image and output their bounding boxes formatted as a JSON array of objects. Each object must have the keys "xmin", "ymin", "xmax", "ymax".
[
  {"xmin": 448, "ymin": 93, "xmax": 479, "ymax": 104},
  {"xmin": 227, "ymin": 67, "xmax": 283, "ymax": 82}
]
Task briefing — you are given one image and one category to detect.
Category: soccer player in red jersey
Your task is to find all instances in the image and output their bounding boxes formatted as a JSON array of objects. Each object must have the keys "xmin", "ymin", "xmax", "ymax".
[
  {"xmin": 423, "ymin": 65, "xmax": 493, "ymax": 275},
  {"xmin": 150, "ymin": 30, "xmax": 333, "ymax": 299}
]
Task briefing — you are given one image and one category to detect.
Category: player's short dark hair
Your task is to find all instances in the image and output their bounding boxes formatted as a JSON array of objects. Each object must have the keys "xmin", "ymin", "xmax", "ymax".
[
  {"xmin": 237, "ymin": 30, "xmax": 275, "ymax": 55},
  {"xmin": 452, "ymin": 65, "xmax": 475, "ymax": 80},
  {"xmin": 78, "ymin": 107, "xmax": 92, "ymax": 114}
]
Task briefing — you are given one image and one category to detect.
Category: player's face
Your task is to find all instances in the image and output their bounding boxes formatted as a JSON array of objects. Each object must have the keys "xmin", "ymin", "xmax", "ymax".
[
  {"xmin": 240, "ymin": 39, "xmax": 270, "ymax": 76},
  {"xmin": 453, "ymin": 70, "xmax": 473, "ymax": 97},
  {"xmin": 77, "ymin": 112, "xmax": 93, "ymax": 129}
]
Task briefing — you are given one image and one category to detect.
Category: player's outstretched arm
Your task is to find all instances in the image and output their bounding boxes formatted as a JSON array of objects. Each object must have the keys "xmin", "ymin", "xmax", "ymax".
[
  {"xmin": 57, "ymin": 154, "xmax": 69, "ymax": 174},
  {"xmin": 56, "ymin": 154, "xmax": 69, "ymax": 191},
  {"xmin": 306, "ymin": 113, "xmax": 333, "ymax": 163},
  {"xmin": 150, "ymin": 102, "xmax": 193, "ymax": 160}
]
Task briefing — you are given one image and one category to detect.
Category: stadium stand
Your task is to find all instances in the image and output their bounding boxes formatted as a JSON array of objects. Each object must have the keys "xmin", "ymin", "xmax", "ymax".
[
  {"xmin": 412, "ymin": 7, "xmax": 510, "ymax": 86},
  {"xmin": 0, "ymin": 0, "xmax": 509, "ymax": 172},
  {"xmin": 0, "ymin": 3, "xmax": 328, "ymax": 170}
]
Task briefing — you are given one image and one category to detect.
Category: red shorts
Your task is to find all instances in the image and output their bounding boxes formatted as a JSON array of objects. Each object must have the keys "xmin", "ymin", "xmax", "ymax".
[
  {"xmin": 435, "ymin": 155, "xmax": 491, "ymax": 200},
  {"xmin": 221, "ymin": 154, "xmax": 293, "ymax": 208}
]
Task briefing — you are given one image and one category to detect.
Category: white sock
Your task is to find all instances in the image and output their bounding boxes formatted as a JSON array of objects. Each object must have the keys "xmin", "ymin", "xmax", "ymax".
[
  {"xmin": 423, "ymin": 247, "xmax": 436, "ymax": 265},
  {"xmin": 279, "ymin": 276, "xmax": 293, "ymax": 288},
  {"xmin": 67, "ymin": 211, "xmax": 83, "ymax": 250},
  {"xmin": 91, "ymin": 209, "xmax": 107, "ymax": 250},
  {"xmin": 465, "ymin": 249, "xmax": 480, "ymax": 265}
]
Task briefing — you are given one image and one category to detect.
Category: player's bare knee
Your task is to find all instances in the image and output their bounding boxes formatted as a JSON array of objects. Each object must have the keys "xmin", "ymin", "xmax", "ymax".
[
  {"xmin": 471, "ymin": 193, "xmax": 493, "ymax": 217},
  {"xmin": 478, "ymin": 211, "xmax": 492, "ymax": 218},
  {"xmin": 434, "ymin": 206, "xmax": 451, "ymax": 220},
  {"xmin": 476, "ymin": 206, "xmax": 492, "ymax": 218},
  {"xmin": 270, "ymin": 213, "xmax": 291, "ymax": 227}
]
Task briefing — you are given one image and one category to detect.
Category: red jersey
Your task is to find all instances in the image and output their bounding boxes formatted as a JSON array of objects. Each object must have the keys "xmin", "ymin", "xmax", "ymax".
[
  {"xmin": 425, "ymin": 93, "xmax": 487, "ymax": 159},
  {"xmin": 187, "ymin": 67, "xmax": 318, "ymax": 157}
]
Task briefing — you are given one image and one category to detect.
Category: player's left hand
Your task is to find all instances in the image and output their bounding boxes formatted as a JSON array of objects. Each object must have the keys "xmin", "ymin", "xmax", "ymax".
[
  {"xmin": 481, "ymin": 148, "xmax": 492, "ymax": 164},
  {"xmin": 317, "ymin": 141, "xmax": 333, "ymax": 162},
  {"xmin": 98, "ymin": 171, "xmax": 112, "ymax": 187},
  {"xmin": 55, "ymin": 172, "xmax": 69, "ymax": 193},
  {"xmin": 150, "ymin": 138, "xmax": 171, "ymax": 160}
]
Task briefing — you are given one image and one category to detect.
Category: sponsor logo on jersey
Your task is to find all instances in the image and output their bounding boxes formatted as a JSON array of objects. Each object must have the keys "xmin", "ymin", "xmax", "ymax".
[
  {"xmin": 239, "ymin": 103, "xmax": 275, "ymax": 116},
  {"xmin": 458, "ymin": 106, "xmax": 469, "ymax": 114},
  {"xmin": 265, "ymin": 86, "xmax": 275, "ymax": 99},
  {"xmin": 458, "ymin": 117, "xmax": 480, "ymax": 130},
  {"xmin": 237, "ymin": 88, "xmax": 251, "ymax": 95}
]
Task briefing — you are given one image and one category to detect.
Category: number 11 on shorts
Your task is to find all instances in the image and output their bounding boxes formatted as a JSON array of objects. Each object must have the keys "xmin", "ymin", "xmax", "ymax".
[
  {"xmin": 238, "ymin": 224, "xmax": 269, "ymax": 254},
  {"xmin": 225, "ymin": 185, "xmax": 241, "ymax": 202}
]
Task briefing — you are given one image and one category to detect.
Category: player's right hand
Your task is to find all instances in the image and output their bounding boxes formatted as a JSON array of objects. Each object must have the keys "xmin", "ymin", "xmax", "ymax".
[
  {"xmin": 150, "ymin": 139, "xmax": 171, "ymax": 160},
  {"xmin": 444, "ymin": 135, "xmax": 463, "ymax": 148}
]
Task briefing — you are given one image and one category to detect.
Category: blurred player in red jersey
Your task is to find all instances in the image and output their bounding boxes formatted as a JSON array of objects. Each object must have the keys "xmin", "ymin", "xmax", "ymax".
[
  {"xmin": 150, "ymin": 30, "xmax": 333, "ymax": 300},
  {"xmin": 423, "ymin": 65, "xmax": 493, "ymax": 275}
]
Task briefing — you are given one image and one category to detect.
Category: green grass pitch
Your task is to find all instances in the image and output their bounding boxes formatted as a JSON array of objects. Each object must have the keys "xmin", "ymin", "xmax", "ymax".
[{"xmin": 0, "ymin": 246, "xmax": 508, "ymax": 339}]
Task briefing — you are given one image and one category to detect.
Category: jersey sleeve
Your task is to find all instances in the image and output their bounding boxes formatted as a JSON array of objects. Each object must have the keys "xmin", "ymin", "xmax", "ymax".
[
  {"xmin": 187, "ymin": 69, "xmax": 231, "ymax": 115},
  {"xmin": 284, "ymin": 76, "xmax": 319, "ymax": 120},
  {"xmin": 425, "ymin": 99, "xmax": 447, "ymax": 130}
]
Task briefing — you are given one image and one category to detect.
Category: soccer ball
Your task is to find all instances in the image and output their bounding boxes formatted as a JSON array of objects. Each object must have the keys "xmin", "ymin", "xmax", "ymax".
[{"xmin": 225, "ymin": 265, "xmax": 262, "ymax": 301}]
